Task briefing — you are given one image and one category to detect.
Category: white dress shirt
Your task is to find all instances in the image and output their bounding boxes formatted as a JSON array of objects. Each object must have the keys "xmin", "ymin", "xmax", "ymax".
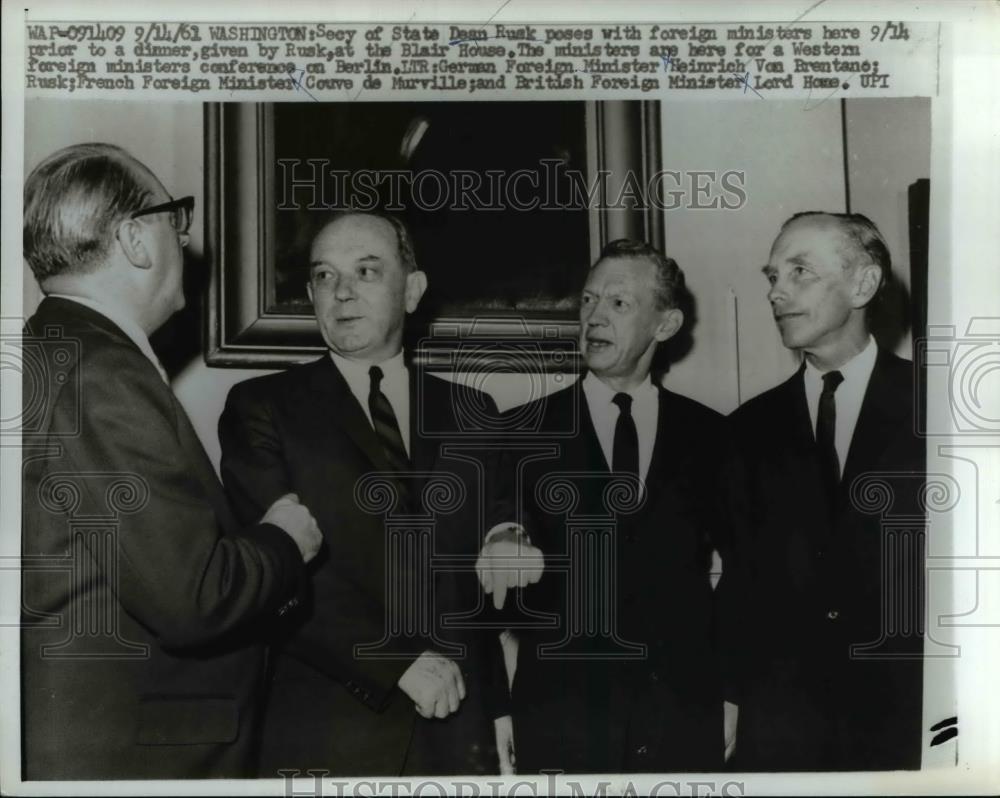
[
  {"xmin": 48, "ymin": 293, "xmax": 168, "ymax": 384},
  {"xmin": 582, "ymin": 371, "xmax": 659, "ymax": 484},
  {"xmin": 330, "ymin": 350, "xmax": 411, "ymax": 457},
  {"xmin": 803, "ymin": 336, "xmax": 878, "ymax": 477}
]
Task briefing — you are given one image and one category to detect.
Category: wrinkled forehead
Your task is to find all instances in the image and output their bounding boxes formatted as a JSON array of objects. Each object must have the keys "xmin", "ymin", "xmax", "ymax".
[
  {"xmin": 311, "ymin": 215, "xmax": 400, "ymax": 262},
  {"xmin": 586, "ymin": 255, "xmax": 657, "ymax": 293},
  {"xmin": 769, "ymin": 216, "xmax": 848, "ymax": 262}
]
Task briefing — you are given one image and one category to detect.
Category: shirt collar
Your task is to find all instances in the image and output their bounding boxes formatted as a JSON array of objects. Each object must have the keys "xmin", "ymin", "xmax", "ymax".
[
  {"xmin": 804, "ymin": 335, "xmax": 877, "ymax": 387},
  {"xmin": 582, "ymin": 371, "xmax": 657, "ymax": 404},
  {"xmin": 329, "ymin": 349, "xmax": 407, "ymax": 382},
  {"xmin": 47, "ymin": 293, "xmax": 168, "ymax": 383}
]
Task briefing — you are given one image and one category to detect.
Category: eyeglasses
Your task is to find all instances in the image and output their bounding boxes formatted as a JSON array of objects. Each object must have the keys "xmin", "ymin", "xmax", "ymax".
[{"xmin": 130, "ymin": 195, "xmax": 195, "ymax": 235}]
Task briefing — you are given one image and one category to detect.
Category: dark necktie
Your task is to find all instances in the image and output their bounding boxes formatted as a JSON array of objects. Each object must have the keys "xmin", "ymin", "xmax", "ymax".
[
  {"xmin": 612, "ymin": 392, "xmax": 640, "ymax": 479},
  {"xmin": 368, "ymin": 365, "xmax": 410, "ymax": 475},
  {"xmin": 816, "ymin": 370, "xmax": 845, "ymax": 499}
]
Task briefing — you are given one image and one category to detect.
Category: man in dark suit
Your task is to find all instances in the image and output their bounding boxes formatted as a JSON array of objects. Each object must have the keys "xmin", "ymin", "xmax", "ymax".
[
  {"xmin": 219, "ymin": 212, "xmax": 511, "ymax": 776},
  {"xmin": 20, "ymin": 143, "xmax": 322, "ymax": 779},
  {"xmin": 477, "ymin": 240, "xmax": 729, "ymax": 774},
  {"xmin": 728, "ymin": 212, "xmax": 925, "ymax": 770}
]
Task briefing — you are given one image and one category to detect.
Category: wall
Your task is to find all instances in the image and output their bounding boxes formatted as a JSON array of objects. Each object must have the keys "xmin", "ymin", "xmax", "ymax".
[
  {"xmin": 658, "ymin": 99, "xmax": 847, "ymax": 411},
  {"xmin": 844, "ymin": 96, "xmax": 932, "ymax": 359},
  {"xmin": 23, "ymin": 97, "xmax": 930, "ymax": 469}
]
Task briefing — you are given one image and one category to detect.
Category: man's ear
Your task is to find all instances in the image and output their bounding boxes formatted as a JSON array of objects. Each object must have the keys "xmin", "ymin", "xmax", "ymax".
[
  {"xmin": 653, "ymin": 308, "xmax": 684, "ymax": 343},
  {"xmin": 115, "ymin": 219, "xmax": 153, "ymax": 270},
  {"xmin": 853, "ymin": 263, "xmax": 883, "ymax": 308},
  {"xmin": 404, "ymin": 269, "xmax": 428, "ymax": 313}
]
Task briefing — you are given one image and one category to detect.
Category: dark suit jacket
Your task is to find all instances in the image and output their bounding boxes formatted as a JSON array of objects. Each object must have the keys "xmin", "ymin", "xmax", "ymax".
[
  {"xmin": 504, "ymin": 380, "xmax": 728, "ymax": 774},
  {"xmin": 21, "ymin": 297, "xmax": 304, "ymax": 780},
  {"xmin": 727, "ymin": 349, "xmax": 925, "ymax": 771},
  {"xmin": 219, "ymin": 357, "xmax": 509, "ymax": 777}
]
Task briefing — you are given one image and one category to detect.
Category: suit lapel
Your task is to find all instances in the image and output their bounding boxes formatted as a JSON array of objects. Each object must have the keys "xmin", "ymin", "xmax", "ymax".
[
  {"xmin": 306, "ymin": 357, "xmax": 394, "ymax": 475},
  {"xmin": 35, "ymin": 299, "xmax": 240, "ymax": 527},
  {"xmin": 170, "ymin": 396, "xmax": 236, "ymax": 525},
  {"xmin": 785, "ymin": 364, "xmax": 817, "ymax": 457},
  {"xmin": 780, "ymin": 367, "xmax": 838, "ymax": 532},
  {"xmin": 407, "ymin": 369, "xmax": 441, "ymax": 503},
  {"xmin": 840, "ymin": 350, "xmax": 904, "ymax": 494},
  {"xmin": 575, "ymin": 382, "xmax": 611, "ymax": 473},
  {"xmin": 645, "ymin": 386, "xmax": 680, "ymax": 488}
]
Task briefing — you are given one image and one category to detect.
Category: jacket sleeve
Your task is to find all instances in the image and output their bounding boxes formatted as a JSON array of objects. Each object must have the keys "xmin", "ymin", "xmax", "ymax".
[{"xmin": 46, "ymin": 348, "xmax": 304, "ymax": 650}]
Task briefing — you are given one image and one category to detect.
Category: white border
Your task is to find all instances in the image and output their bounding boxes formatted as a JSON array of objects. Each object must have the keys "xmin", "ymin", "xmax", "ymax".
[{"xmin": 2, "ymin": 1, "xmax": 998, "ymax": 795}]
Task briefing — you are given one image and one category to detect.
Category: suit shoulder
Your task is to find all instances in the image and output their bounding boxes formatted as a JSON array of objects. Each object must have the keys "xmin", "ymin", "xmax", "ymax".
[
  {"xmin": 501, "ymin": 382, "xmax": 577, "ymax": 421},
  {"xmin": 729, "ymin": 372, "xmax": 798, "ymax": 427},
  {"xmin": 421, "ymin": 373, "xmax": 497, "ymax": 411},
  {"xmin": 226, "ymin": 358, "xmax": 320, "ymax": 403},
  {"xmin": 661, "ymin": 387, "xmax": 723, "ymax": 425},
  {"xmin": 879, "ymin": 350, "xmax": 916, "ymax": 385}
]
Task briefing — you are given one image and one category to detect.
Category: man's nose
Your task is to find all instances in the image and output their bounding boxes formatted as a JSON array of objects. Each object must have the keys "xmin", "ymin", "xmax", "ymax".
[
  {"xmin": 178, "ymin": 232, "xmax": 191, "ymax": 249},
  {"xmin": 335, "ymin": 275, "xmax": 357, "ymax": 301},
  {"xmin": 767, "ymin": 279, "xmax": 786, "ymax": 305},
  {"xmin": 583, "ymin": 299, "xmax": 608, "ymax": 325}
]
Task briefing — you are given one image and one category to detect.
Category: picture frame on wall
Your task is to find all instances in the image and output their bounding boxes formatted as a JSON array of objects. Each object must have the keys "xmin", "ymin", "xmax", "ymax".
[{"xmin": 204, "ymin": 100, "xmax": 663, "ymax": 370}]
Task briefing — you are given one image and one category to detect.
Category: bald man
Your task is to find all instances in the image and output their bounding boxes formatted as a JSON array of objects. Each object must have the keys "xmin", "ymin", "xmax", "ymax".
[
  {"xmin": 21, "ymin": 143, "xmax": 321, "ymax": 779},
  {"xmin": 219, "ymin": 212, "xmax": 512, "ymax": 776}
]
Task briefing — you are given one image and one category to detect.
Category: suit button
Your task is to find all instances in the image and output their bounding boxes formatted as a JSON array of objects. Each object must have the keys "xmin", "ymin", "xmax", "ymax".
[
  {"xmin": 826, "ymin": 609, "xmax": 840, "ymax": 620},
  {"xmin": 636, "ymin": 745, "xmax": 648, "ymax": 756},
  {"xmin": 649, "ymin": 671, "xmax": 660, "ymax": 682}
]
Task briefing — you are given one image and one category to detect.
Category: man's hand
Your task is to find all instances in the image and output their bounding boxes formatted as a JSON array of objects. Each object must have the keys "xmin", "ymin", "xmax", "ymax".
[
  {"xmin": 494, "ymin": 715, "xmax": 516, "ymax": 774},
  {"xmin": 261, "ymin": 493, "xmax": 322, "ymax": 564},
  {"xmin": 397, "ymin": 651, "xmax": 466, "ymax": 719},
  {"xmin": 476, "ymin": 526, "xmax": 544, "ymax": 610},
  {"xmin": 724, "ymin": 700, "xmax": 739, "ymax": 762}
]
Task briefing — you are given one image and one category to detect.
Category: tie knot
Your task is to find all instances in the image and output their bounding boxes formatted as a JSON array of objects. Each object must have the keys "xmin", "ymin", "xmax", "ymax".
[
  {"xmin": 822, "ymin": 370, "xmax": 844, "ymax": 392},
  {"xmin": 612, "ymin": 392, "xmax": 633, "ymax": 414},
  {"xmin": 369, "ymin": 365, "xmax": 384, "ymax": 389}
]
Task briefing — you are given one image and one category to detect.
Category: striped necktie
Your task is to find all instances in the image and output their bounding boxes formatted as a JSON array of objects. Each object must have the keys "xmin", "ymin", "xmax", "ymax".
[{"xmin": 368, "ymin": 365, "xmax": 410, "ymax": 475}]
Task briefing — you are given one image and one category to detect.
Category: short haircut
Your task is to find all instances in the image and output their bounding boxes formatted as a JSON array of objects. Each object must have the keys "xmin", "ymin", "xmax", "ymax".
[
  {"xmin": 596, "ymin": 238, "xmax": 685, "ymax": 310},
  {"xmin": 23, "ymin": 143, "xmax": 156, "ymax": 283},
  {"xmin": 316, "ymin": 211, "xmax": 419, "ymax": 273},
  {"xmin": 783, "ymin": 211, "xmax": 892, "ymax": 297}
]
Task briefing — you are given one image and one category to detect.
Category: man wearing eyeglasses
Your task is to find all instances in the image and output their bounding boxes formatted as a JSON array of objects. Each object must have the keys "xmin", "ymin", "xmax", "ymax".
[{"xmin": 21, "ymin": 143, "xmax": 323, "ymax": 779}]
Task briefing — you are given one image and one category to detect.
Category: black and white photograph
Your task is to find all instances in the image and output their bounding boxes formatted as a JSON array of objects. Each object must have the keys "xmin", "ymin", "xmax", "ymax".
[{"xmin": 3, "ymin": 1, "xmax": 999, "ymax": 796}]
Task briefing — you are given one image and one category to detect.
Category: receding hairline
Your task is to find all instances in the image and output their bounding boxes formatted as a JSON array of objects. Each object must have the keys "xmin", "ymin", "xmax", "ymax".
[
  {"xmin": 310, "ymin": 213, "xmax": 412, "ymax": 267},
  {"xmin": 771, "ymin": 213, "xmax": 872, "ymax": 267},
  {"xmin": 591, "ymin": 252, "xmax": 660, "ymax": 276},
  {"xmin": 314, "ymin": 212, "xmax": 397, "ymax": 241}
]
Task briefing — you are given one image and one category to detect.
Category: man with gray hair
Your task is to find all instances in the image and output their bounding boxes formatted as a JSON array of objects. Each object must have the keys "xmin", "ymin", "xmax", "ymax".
[
  {"xmin": 21, "ymin": 143, "xmax": 322, "ymax": 779},
  {"xmin": 727, "ymin": 211, "xmax": 925, "ymax": 770}
]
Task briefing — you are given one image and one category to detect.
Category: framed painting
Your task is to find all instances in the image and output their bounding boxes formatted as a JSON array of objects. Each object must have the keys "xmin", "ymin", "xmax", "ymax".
[{"xmin": 204, "ymin": 100, "xmax": 662, "ymax": 370}]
